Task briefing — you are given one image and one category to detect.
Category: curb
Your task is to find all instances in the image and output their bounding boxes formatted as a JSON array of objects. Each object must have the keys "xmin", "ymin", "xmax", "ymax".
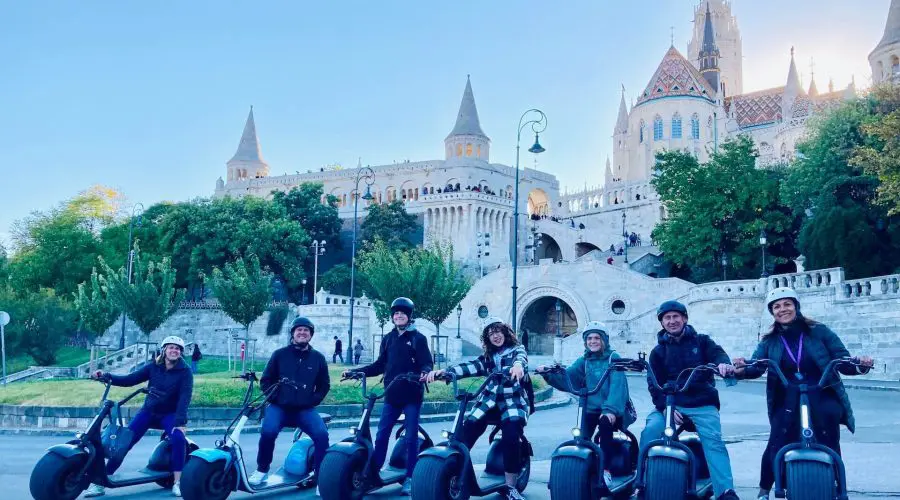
[
  {"xmin": 623, "ymin": 372, "xmax": 900, "ymax": 393},
  {"xmin": 0, "ymin": 391, "xmax": 572, "ymax": 437}
]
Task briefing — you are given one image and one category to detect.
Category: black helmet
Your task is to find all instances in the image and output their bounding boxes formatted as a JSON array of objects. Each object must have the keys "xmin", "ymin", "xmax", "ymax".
[
  {"xmin": 390, "ymin": 297, "xmax": 415, "ymax": 317},
  {"xmin": 289, "ymin": 316, "xmax": 315, "ymax": 336},
  {"xmin": 656, "ymin": 300, "xmax": 688, "ymax": 321}
]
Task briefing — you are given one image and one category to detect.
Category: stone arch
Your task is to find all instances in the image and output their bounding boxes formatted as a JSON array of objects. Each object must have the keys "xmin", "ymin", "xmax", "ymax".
[
  {"xmin": 527, "ymin": 188, "xmax": 550, "ymax": 216},
  {"xmin": 892, "ymin": 55, "xmax": 899, "ymax": 76},
  {"xmin": 536, "ymin": 233, "xmax": 562, "ymax": 262},
  {"xmin": 516, "ymin": 284, "xmax": 589, "ymax": 355},
  {"xmin": 575, "ymin": 242, "xmax": 601, "ymax": 258}
]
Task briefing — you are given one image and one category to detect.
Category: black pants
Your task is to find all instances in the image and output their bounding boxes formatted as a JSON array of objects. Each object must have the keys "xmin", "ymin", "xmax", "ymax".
[
  {"xmin": 354, "ymin": 354, "xmax": 361, "ymax": 364},
  {"xmin": 584, "ymin": 412, "xmax": 617, "ymax": 468},
  {"xmin": 461, "ymin": 413, "xmax": 526, "ymax": 474},
  {"xmin": 760, "ymin": 394, "xmax": 843, "ymax": 490},
  {"xmin": 332, "ymin": 352, "xmax": 343, "ymax": 363}
]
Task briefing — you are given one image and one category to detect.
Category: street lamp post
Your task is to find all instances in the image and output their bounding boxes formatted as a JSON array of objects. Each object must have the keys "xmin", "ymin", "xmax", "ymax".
[
  {"xmin": 348, "ymin": 165, "xmax": 375, "ymax": 365},
  {"xmin": 310, "ymin": 240, "xmax": 326, "ymax": 304},
  {"xmin": 0, "ymin": 310, "xmax": 9, "ymax": 385},
  {"xmin": 622, "ymin": 211, "xmax": 629, "ymax": 264},
  {"xmin": 722, "ymin": 252, "xmax": 728, "ymax": 281},
  {"xmin": 526, "ymin": 225, "xmax": 542, "ymax": 264},
  {"xmin": 759, "ymin": 229, "xmax": 768, "ymax": 278},
  {"xmin": 118, "ymin": 203, "xmax": 144, "ymax": 350},
  {"xmin": 511, "ymin": 109, "xmax": 547, "ymax": 333},
  {"xmin": 456, "ymin": 304, "xmax": 462, "ymax": 339},
  {"xmin": 301, "ymin": 278, "xmax": 308, "ymax": 305},
  {"xmin": 555, "ymin": 299, "xmax": 562, "ymax": 337}
]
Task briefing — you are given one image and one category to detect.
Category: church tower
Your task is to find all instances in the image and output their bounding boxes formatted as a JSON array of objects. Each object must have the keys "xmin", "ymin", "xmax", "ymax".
[
  {"xmin": 688, "ymin": 0, "xmax": 743, "ymax": 96},
  {"xmin": 226, "ymin": 107, "xmax": 269, "ymax": 181},
  {"xmin": 445, "ymin": 76, "xmax": 490, "ymax": 163},
  {"xmin": 697, "ymin": 2, "xmax": 721, "ymax": 95},
  {"xmin": 869, "ymin": 0, "xmax": 900, "ymax": 83}
]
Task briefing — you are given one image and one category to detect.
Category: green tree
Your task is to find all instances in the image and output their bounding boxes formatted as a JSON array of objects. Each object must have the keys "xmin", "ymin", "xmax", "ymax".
[
  {"xmin": 65, "ymin": 185, "xmax": 126, "ymax": 234},
  {"xmin": 100, "ymin": 244, "xmax": 185, "ymax": 337},
  {"xmin": 360, "ymin": 200, "xmax": 418, "ymax": 250},
  {"xmin": 852, "ymin": 84, "xmax": 900, "ymax": 216},
  {"xmin": 318, "ymin": 263, "xmax": 355, "ymax": 296},
  {"xmin": 651, "ymin": 136, "xmax": 797, "ymax": 280},
  {"xmin": 73, "ymin": 267, "xmax": 120, "ymax": 341},
  {"xmin": 99, "ymin": 202, "xmax": 175, "ymax": 273},
  {"xmin": 272, "ymin": 183, "xmax": 343, "ymax": 249},
  {"xmin": 4, "ymin": 290, "xmax": 78, "ymax": 365},
  {"xmin": 210, "ymin": 255, "xmax": 273, "ymax": 372},
  {"xmin": 416, "ymin": 243, "xmax": 472, "ymax": 346}
]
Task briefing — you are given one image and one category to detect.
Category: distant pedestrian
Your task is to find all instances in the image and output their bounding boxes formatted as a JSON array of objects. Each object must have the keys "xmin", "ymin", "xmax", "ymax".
[
  {"xmin": 607, "ymin": 256, "xmax": 614, "ymax": 265},
  {"xmin": 333, "ymin": 336, "xmax": 344, "ymax": 364},
  {"xmin": 353, "ymin": 339, "xmax": 364, "ymax": 364},
  {"xmin": 191, "ymin": 344, "xmax": 203, "ymax": 374}
]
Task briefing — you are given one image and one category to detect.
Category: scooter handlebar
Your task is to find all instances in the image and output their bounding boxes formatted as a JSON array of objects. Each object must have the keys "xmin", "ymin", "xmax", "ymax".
[{"xmin": 744, "ymin": 357, "xmax": 864, "ymax": 388}]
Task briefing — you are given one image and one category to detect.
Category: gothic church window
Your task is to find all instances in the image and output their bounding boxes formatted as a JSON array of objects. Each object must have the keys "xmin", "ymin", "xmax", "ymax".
[
  {"xmin": 672, "ymin": 113, "xmax": 683, "ymax": 139},
  {"xmin": 653, "ymin": 116, "xmax": 663, "ymax": 141},
  {"xmin": 691, "ymin": 113, "xmax": 700, "ymax": 139},
  {"xmin": 639, "ymin": 120, "xmax": 645, "ymax": 143}
]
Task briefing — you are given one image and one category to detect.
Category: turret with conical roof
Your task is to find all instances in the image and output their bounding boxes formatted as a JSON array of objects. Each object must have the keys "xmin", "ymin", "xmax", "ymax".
[
  {"xmin": 615, "ymin": 85, "xmax": 629, "ymax": 135},
  {"xmin": 869, "ymin": 0, "xmax": 900, "ymax": 83},
  {"xmin": 782, "ymin": 48, "xmax": 805, "ymax": 121},
  {"xmin": 698, "ymin": 2, "xmax": 722, "ymax": 95},
  {"xmin": 227, "ymin": 107, "xmax": 269, "ymax": 181},
  {"xmin": 445, "ymin": 76, "xmax": 490, "ymax": 162}
]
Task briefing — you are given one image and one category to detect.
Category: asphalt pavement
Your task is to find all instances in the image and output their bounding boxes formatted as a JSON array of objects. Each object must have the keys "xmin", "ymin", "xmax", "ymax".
[{"xmin": 4, "ymin": 381, "xmax": 899, "ymax": 499}]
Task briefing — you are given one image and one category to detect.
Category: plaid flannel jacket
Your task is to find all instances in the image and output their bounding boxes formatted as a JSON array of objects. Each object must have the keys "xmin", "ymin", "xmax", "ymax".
[{"xmin": 449, "ymin": 345, "xmax": 530, "ymax": 423}]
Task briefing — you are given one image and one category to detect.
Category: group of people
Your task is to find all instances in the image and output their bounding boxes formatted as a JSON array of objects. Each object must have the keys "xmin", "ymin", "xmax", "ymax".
[{"xmin": 83, "ymin": 287, "xmax": 874, "ymax": 500}]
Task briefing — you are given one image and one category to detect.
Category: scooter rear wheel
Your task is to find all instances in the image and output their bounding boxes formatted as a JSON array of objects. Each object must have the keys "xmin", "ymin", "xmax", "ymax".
[
  {"xmin": 179, "ymin": 457, "xmax": 234, "ymax": 500},
  {"xmin": 549, "ymin": 456, "xmax": 592, "ymax": 500},
  {"xmin": 318, "ymin": 451, "xmax": 366, "ymax": 500},
  {"xmin": 785, "ymin": 460, "xmax": 836, "ymax": 500},
  {"xmin": 644, "ymin": 456, "xmax": 688, "ymax": 500},
  {"xmin": 411, "ymin": 455, "xmax": 468, "ymax": 500},
  {"xmin": 29, "ymin": 452, "xmax": 89, "ymax": 500}
]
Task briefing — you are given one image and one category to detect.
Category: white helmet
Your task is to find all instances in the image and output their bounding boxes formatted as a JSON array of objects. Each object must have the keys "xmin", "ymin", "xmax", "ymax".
[
  {"xmin": 582, "ymin": 321, "xmax": 609, "ymax": 335},
  {"xmin": 160, "ymin": 336, "xmax": 185, "ymax": 350},
  {"xmin": 482, "ymin": 317, "xmax": 506, "ymax": 330},
  {"xmin": 766, "ymin": 287, "xmax": 799, "ymax": 313}
]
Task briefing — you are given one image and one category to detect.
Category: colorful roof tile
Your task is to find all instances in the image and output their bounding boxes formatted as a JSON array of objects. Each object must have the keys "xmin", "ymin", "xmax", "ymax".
[{"xmin": 636, "ymin": 46, "xmax": 716, "ymax": 106}]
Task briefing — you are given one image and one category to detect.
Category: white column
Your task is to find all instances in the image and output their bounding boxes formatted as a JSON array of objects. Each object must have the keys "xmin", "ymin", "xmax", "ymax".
[{"xmin": 424, "ymin": 209, "xmax": 431, "ymax": 246}]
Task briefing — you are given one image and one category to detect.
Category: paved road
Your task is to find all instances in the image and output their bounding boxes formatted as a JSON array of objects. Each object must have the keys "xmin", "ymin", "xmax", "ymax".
[{"xmin": 4, "ymin": 381, "xmax": 899, "ymax": 499}]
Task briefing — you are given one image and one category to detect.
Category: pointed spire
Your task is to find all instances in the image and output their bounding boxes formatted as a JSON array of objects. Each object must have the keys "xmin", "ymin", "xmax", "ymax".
[
  {"xmin": 808, "ymin": 58, "xmax": 819, "ymax": 96},
  {"xmin": 844, "ymin": 75, "xmax": 858, "ymax": 100},
  {"xmin": 701, "ymin": 2, "xmax": 717, "ymax": 53},
  {"xmin": 785, "ymin": 47, "xmax": 803, "ymax": 97},
  {"xmin": 874, "ymin": 0, "xmax": 900, "ymax": 53},
  {"xmin": 229, "ymin": 107, "xmax": 265, "ymax": 163},
  {"xmin": 615, "ymin": 85, "xmax": 629, "ymax": 134},
  {"xmin": 828, "ymin": 78, "xmax": 835, "ymax": 93},
  {"xmin": 447, "ymin": 75, "xmax": 488, "ymax": 139},
  {"xmin": 698, "ymin": 2, "xmax": 721, "ymax": 93}
]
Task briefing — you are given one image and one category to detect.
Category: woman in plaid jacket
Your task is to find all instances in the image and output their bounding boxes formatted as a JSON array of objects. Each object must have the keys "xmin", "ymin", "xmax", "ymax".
[{"xmin": 426, "ymin": 318, "xmax": 530, "ymax": 500}]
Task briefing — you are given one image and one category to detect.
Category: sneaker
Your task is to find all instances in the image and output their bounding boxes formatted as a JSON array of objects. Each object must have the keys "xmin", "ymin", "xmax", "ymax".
[
  {"xmin": 505, "ymin": 485, "xmax": 527, "ymax": 500},
  {"xmin": 172, "ymin": 483, "xmax": 181, "ymax": 497},
  {"xmin": 400, "ymin": 477, "xmax": 412, "ymax": 496},
  {"xmin": 248, "ymin": 470, "xmax": 269, "ymax": 485},
  {"xmin": 757, "ymin": 488, "xmax": 770, "ymax": 500},
  {"xmin": 603, "ymin": 469, "xmax": 613, "ymax": 485},
  {"xmin": 719, "ymin": 489, "xmax": 740, "ymax": 500},
  {"xmin": 83, "ymin": 484, "xmax": 106, "ymax": 497}
]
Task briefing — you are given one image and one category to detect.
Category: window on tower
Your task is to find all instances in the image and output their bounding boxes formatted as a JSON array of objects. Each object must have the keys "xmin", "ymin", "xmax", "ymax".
[
  {"xmin": 653, "ymin": 116, "xmax": 663, "ymax": 141},
  {"xmin": 672, "ymin": 113, "xmax": 683, "ymax": 139},
  {"xmin": 691, "ymin": 113, "xmax": 700, "ymax": 139},
  {"xmin": 639, "ymin": 120, "xmax": 645, "ymax": 143},
  {"xmin": 466, "ymin": 143, "xmax": 473, "ymax": 156},
  {"xmin": 456, "ymin": 144, "xmax": 462, "ymax": 157}
]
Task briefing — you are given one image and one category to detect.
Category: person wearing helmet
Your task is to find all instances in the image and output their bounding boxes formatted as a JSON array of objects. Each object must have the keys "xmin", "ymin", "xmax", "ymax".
[
  {"xmin": 86, "ymin": 336, "xmax": 193, "ymax": 497},
  {"xmin": 639, "ymin": 301, "xmax": 740, "ymax": 500},
  {"xmin": 249, "ymin": 316, "xmax": 330, "ymax": 486},
  {"xmin": 535, "ymin": 321, "xmax": 634, "ymax": 486},
  {"xmin": 425, "ymin": 318, "xmax": 530, "ymax": 500},
  {"xmin": 733, "ymin": 288, "xmax": 875, "ymax": 500},
  {"xmin": 348, "ymin": 297, "xmax": 433, "ymax": 495}
]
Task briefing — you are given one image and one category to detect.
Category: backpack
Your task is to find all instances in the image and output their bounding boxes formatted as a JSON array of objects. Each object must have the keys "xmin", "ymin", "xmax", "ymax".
[{"xmin": 584, "ymin": 351, "xmax": 638, "ymax": 427}]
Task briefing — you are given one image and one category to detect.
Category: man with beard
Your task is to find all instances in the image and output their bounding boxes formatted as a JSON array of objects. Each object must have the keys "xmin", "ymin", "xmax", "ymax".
[{"xmin": 249, "ymin": 317, "xmax": 330, "ymax": 486}]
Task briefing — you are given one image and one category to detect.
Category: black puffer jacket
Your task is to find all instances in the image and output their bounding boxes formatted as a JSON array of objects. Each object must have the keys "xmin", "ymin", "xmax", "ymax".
[
  {"xmin": 260, "ymin": 345, "xmax": 330, "ymax": 410},
  {"xmin": 647, "ymin": 325, "xmax": 731, "ymax": 411},
  {"xmin": 109, "ymin": 358, "xmax": 194, "ymax": 426},
  {"xmin": 358, "ymin": 325, "xmax": 433, "ymax": 406}
]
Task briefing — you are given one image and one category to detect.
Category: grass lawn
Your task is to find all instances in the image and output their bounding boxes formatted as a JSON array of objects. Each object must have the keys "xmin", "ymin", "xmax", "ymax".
[
  {"xmin": 5, "ymin": 347, "xmax": 92, "ymax": 374},
  {"xmin": 0, "ymin": 358, "xmax": 544, "ymax": 407}
]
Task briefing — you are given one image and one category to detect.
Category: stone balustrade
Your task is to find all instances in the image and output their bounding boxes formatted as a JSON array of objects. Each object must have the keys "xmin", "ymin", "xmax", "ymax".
[
  {"xmin": 689, "ymin": 279, "xmax": 763, "ymax": 303},
  {"xmin": 767, "ymin": 268, "xmax": 843, "ymax": 291},
  {"xmin": 839, "ymin": 273, "xmax": 900, "ymax": 300}
]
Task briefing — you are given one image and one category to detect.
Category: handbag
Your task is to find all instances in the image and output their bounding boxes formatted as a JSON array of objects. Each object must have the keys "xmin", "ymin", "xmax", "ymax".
[{"xmin": 101, "ymin": 403, "xmax": 134, "ymax": 464}]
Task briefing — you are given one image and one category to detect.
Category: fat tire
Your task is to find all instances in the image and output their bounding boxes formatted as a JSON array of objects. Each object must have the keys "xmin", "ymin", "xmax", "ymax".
[
  {"xmin": 785, "ymin": 460, "xmax": 836, "ymax": 500},
  {"xmin": 179, "ymin": 457, "xmax": 234, "ymax": 500},
  {"xmin": 549, "ymin": 456, "xmax": 593, "ymax": 500},
  {"xmin": 318, "ymin": 451, "xmax": 366, "ymax": 500},
  {"xmin": 644, "ymin": 457, "xmax": 688, "ymax": 500},
  {"xmin": 411, "ymin": 455, "xmax": 469, "ymax": 500},
  {"xmin": 516, "ymin": 456, "xmax": 531, "ymax": 492},
  {"xmin": 29, "ymin": 452, "xmax": 89, "ymax": 500}
]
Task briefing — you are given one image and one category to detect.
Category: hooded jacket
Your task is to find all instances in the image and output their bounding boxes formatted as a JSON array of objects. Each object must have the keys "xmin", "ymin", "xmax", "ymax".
[
  {"xmin": 542, "ymin": 330, "xmax": 632, "ymax": 425},
  {"xmin": 109, "ymin": 358, "xmax": 194, "ymax": 426},
  {"xmin": 647, "ymin": 324, "xmax": 731, "ymax": 411},
  {"xmin": 358, "ymin": 323, "xmax": 433, "ymax": 406}
]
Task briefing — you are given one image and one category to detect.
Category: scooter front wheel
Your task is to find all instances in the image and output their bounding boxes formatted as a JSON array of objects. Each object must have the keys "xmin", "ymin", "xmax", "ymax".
[
  {"xmin": 179, "ymin": 457, "xmax": 235, "ymax": 500},
  {"xmin": 644, "ymin": 456, "xmax": 687, "ymax": 500},
  {"xmin": 549, "ymin": 456, "xmax": 592, "ymax": 500},
  {"xmin": 785, "ymin": 460, "xmax": 836, "ymax": 500},
  {"xmin": 411, "ymin": 455, "xmax": 469, "ymax": 500},
  {"xmin": 318, "ymin": 451, "xmax": 366, "ymax": 500},
  {"xmin": 29, "ymin": 452, "xmax": 89, "ymax": 500}
]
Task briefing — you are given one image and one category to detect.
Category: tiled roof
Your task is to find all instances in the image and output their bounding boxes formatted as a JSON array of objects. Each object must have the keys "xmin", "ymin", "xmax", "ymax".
[
  {"xmin": 636, "ymin": 46, "xmax": 716, "ymax": 106},
  {"xmin": 724, "ymin": 87, "xmax": 784, "ymax": 128}
]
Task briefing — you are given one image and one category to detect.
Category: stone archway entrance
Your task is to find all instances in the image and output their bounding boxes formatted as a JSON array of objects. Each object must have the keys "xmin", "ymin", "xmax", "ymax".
[{"xmin": 519, "ymin": 296, "xmax": 579, "ymax": 355}]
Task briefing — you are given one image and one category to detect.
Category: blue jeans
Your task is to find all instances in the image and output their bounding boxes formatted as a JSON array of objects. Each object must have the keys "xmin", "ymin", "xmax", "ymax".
[
  {"xmin": 191, "ymin": 361, "xmax": 198, "ymax": 373},
  {"xmin": 257, "ymin": 404, "xmax": 329, "ymax": 474},
  {"xmin": 640, "ymin": 405, "xmax": 735, "ymax": 498},
  {"xmin": 107, "ymin": 411, "xmax": 186, "ymax": 474},
  {"xmin": 373, "ymin": 402, "xmax": 421, "ymax": 477}
]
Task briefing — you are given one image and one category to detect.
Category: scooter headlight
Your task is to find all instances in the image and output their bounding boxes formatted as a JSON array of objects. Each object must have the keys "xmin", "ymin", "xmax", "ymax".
[
  {"xmin": 349, "ymin": 427, "xmax": 358, "ymax": 435},
  {"xmin": 441, "ymin": 430, "xmax": 451, "ymax": 439},
  {"xmin": 571, "ymin": 427, "xmax": 582, "ymax": 437},
  {"xmin": 664, "ymin": 427, "xmax": 675, "ymax": 438}
]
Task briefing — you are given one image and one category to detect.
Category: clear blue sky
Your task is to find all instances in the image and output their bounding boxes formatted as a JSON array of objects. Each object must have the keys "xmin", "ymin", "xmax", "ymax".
[{"xmin": 1, "ymin": 0, "xmax": 891, "ymax": 247}]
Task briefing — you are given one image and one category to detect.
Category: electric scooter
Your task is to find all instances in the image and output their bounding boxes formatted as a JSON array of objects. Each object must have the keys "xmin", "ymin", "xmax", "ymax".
[
  {"xmin": 318, "ymin": 371, "xmax": 434, "ymax": 500},
  {"xmin": 635, "ymin": 360, "xmax": 735, "ymax": 500},
  {"xmin": 29, "ymin": 378, "xmax": 199, "ymax": 500},
  {"xmin": 540, "ymin": 357, "xmax": 644, "ymax": 500},
  {"xmin": 740, "ymin": 357, "xmax": 866, "ymax": 500},
  {"xmin": 411, "ymin": 370, "xmax": 533, "ymax": 499},
  {"xmin": 180, "ymin": 372, "xmax": 318, "ymax": 500}
]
